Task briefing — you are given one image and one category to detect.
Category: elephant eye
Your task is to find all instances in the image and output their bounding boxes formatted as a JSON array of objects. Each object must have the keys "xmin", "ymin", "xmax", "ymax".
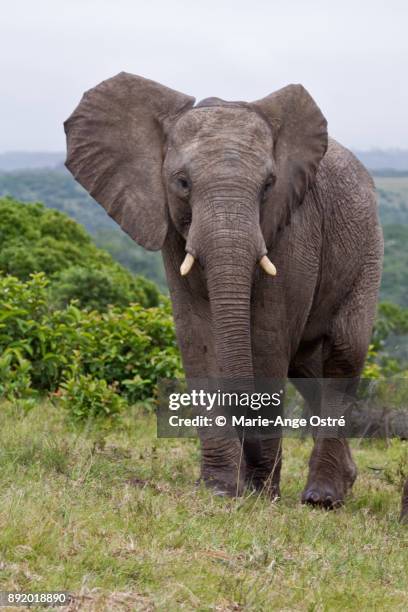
[
  {"xmin": 170, "ymin": 173, "xmax": 191, "ymax": 201},
  {"xmin": 174, "ymin": 175, "xmax": 191, "ymax": 197},
  {"xmin": 170, "ymin": 172, "xmax": 191, "ymax": 199},
  {"xmin": 178, "ymin": 177, "xmax": 189, "ymax": 190},
  {"xmin": 261, "ymin": 174, "xmax": 276, "ymax": 201}
]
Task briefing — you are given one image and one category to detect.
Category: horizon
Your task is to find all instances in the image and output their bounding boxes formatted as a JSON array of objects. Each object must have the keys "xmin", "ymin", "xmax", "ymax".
[
  {"xmin": 3, "ymin": 146, "xmax": 408, "ymax": 155},
  {"xmin": 3, "ymin": 147, "xmax": 408, "ymax": 174}
]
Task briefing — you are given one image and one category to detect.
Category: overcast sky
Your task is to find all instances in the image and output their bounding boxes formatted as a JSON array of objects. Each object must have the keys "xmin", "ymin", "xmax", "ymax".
[{"xmin": 1, "ymin": 0, "xmax": 407, "ymax": 151}]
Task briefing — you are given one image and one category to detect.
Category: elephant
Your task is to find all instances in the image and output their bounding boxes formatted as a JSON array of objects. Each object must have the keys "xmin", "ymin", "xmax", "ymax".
[{"xmin": 64, "ymin": 71, "xmax": 394, "ymax": 513}]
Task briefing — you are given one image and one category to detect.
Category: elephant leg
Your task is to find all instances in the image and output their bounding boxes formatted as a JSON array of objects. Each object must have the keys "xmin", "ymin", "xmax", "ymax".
[
  {"xmin": 301, "ymin": 374, "xmax": 361, "ymax": 508},
  {"xmin": 193, "ymin": 387, "xmax": 249, "ymax": 498},
  {"xmin": 301, "ymin": 377, "xmax": 358, "ymax": 508},
  {"xmin": 291, "ymin": 349, "xmax": 353, "ymax": 508},
  {"xmin": 244, "ymin": 436, "xmax": 282, "ymax": 499},
  {"xmin": 199, "ymin": 433, "xmax": 246, "ymax": 497},
  {"xmin": 301, "ymin": 373, "xmax": 360, "ymax": 509},
  {"xmin": 196, "ymin": 398, "xmax": 247, "ymax": 497},
  {"xmin": 400, "ymin": 478, "xmax": 408, "ymax": 523},
  {"xmin": 301, "ymin": 261, "xmax": 379, "ymax": 509},
  {"xmin": 290, "ymin": 354, "xmax": 356, "ymax": 508},
  {"xmin": 302, "ymin": 435, "xmax": 357, "ymax": 509},
  {"xmin": 195, "ymin": 385, "xmax": 247, "ymax": 498},
  {"xmin": 241, "ymin": 378, "xmax": 284, "ymax": 500}
]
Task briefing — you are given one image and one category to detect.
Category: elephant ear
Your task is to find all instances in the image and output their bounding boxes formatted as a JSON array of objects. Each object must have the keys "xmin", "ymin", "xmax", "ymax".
[
  {"xmin": 252, "ymin": 85, "xmax": 328, "ymax": 244},
  {"xmin": 64, "ymin": 72, "xmax": 195, "ymax": 250}
]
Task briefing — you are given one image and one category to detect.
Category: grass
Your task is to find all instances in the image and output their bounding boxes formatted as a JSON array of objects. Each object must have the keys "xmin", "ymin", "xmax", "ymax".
[{"xmin": 0, "ymin": 402, "xmax": 407, "ymax": 611}]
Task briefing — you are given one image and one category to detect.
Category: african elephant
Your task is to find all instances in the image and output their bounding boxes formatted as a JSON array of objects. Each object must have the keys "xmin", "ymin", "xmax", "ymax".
[{"xmin": 64, "ymin": 72, "xmax": 390, "ymax": 512}]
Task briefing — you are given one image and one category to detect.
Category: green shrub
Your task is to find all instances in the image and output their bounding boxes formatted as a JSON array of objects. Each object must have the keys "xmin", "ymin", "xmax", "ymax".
[
  {"xmin": 0, "ymin": 350, "xmax": 35, "ymax": 402},
  {"xmin": 0, "ymin": 273, "xmax": 181, "ymax": 406},
  {"xmin": 366, "ymin": 302, "xmax": 408, "ymax": 377},
  {"xmin": 50, "ymin": 265, "xmax": 161, "ymax": 311},
  {"xmin": 129, "ymin": 274, "xmax": 161, "ymax": 308},
  {"xmin": 50, "ymin": 265, "xmax": 137, "ymax": 311},
  {"xmin": 59, "ymin": 374, "xmax": 126, "ymax": 422}
]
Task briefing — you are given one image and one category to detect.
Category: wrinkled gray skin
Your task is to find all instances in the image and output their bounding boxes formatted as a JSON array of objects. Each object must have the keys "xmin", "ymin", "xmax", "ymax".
[{"xmin": 64, "ymin": 72, "xmax": 391, "ymax": 513}]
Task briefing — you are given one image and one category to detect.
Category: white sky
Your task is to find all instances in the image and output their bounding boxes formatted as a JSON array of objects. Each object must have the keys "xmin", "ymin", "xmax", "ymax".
[{"xmin": 1, "ymin": 0, "xmax": 407, "ymax": 151}]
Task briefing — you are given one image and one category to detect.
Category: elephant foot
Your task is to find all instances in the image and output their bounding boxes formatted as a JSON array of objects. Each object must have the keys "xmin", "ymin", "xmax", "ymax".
[
  {"xmin": 199, "ymin": 437, "xmax": 246, "ymax": 498},
  {"xmin": 199, "ymin": 474, "xmax": 244, "ymax": 497},
  {"xmin": 244, "ymin": 437, "xmax": 282, "ymax": 501},
  {"xmin": 400, "ymin": 478, "xmax": 408, "ymax": 523},
  {"xmin": 302, "ymin": 438, "xmax": 357, "ymax": 509},
  {"xmin": 246, "ymin": 475, "xmax": 281, "ymax": 501}
]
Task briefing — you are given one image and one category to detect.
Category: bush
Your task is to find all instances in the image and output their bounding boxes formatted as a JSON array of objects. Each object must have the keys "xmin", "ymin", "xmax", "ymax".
[
  {"xmin": 59, "ymin": 374, "xmax": 126, "ymax": 422},
  {"xmin": 365, "ymin": 302, "xmax": 408, "ymax": 377},
  {"xmin": 0, "ymin": 273, "xmax": 182, "ymax": 413},
  {"xmin": 50, "ymin": 266, "xmax": 128, "ymax": 311},
  {"xmin": 50, "ymin": 265, "xmax": 160, "ymax": 311},
  {"xmin": 0, "ymin": 350, "xmax": 35, "ymax": 402}
]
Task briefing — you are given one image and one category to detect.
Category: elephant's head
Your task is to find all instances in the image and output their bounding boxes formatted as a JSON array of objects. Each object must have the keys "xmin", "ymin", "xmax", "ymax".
[{"xmin": 64, "ymin": 73, "xmax": 327, "ymax": 383}]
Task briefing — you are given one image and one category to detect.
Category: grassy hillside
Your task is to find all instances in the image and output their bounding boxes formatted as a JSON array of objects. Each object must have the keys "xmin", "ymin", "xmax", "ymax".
[
  {"xmin": 1, "ymin": 170, "xmax": 408, "ymax": 302},
  {"xmin": 0, "ymin": 401, "xmax": 406, "ymax": 610}
]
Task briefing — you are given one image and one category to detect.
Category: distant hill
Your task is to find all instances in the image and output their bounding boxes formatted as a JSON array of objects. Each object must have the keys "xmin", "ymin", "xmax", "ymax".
[
  {"xmin": 2, "ymin": 148, "xmax": 408, "ymax": 172},
  {"xmin": 0, "ymin": 168, "xmax": 115, "ymax": 234},
  {"xmin": 353, "ymin": 149, "xmax": 408, "ymax": 173}
]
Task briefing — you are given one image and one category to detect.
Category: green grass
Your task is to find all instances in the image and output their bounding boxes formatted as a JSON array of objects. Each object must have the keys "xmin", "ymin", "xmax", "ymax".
[{"xmin": 0, "ymin": 402, "xmax": 407, "ymax": 611}]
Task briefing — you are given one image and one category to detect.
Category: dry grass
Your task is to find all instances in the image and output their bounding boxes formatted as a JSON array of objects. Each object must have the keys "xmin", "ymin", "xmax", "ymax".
[{"xmin": 0, "ymin": 401, "xmax": 407, "ymax": 611}]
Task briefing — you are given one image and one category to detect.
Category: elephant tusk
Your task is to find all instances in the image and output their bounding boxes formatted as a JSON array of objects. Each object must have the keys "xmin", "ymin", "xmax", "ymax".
[
  {"xmin": 180, "ymin": 253, "xmax": 195, "ymax": 276},
  {"xmin": 259, "ymin": 255, "xmax": 277, "ymax": 276}
]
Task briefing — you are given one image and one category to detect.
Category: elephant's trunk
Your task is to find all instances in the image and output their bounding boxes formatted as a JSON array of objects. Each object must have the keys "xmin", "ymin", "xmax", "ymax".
[
  {"xmin": 206, "ymin": 239, "xmax": 255, "ymax": 383},
  {"xmin": 188, "ymin": 198, "xmax": 267, "ymax": 385}
]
